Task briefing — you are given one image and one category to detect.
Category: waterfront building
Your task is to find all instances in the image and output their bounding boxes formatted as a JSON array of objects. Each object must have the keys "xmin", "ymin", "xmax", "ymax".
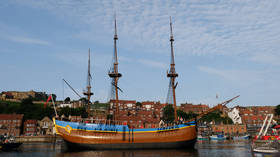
[
  {"xmin": 58, "ymin": 100, "xmax": 84, "ymax": 108},
  {"xmin": 211, "ymin": 124, "xmax": 247, "ymax": 135},
  {"xmin": 0, "ymin": 114, "xmax": 24, "ymax": 136},
  {"xmin": 69, "ymin": 115, "xmax": 82, "ymax": 122},
  {"xmin": 38, "ymin": 116, "xmax": 54, "ymax": 135},
  {"xmin": 197, "ymin": 123, "xmax": 211, "ymax": 136},
  {"xmin": 227, "ymin": 107, "xmax": 242, "ymax": 124},
  {"xmin": 23, "ymin": 120, "xmax": 38, "ymax": 136},
  {"xmin": 237, "ymin": 106, "xmax": 275, "ymax": 126},
  {"xmin": 108, "ymin": 100, "xmax": 164, "ymax": 128},
  {"xmin": 0, "ymin": 90, "xmax": 48, "ymax": 101},
  {"xmin": 180, "ymin": 103, "xmax": 209, "ymax": 114},
  {"xmin": 233, "ymin": 106, "xmax": 276, "ymax": 135}
]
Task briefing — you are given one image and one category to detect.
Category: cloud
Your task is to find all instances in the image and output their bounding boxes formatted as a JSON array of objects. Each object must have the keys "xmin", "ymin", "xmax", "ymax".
[
  {"xmin": 197, "ymin": 66, "xmax": 264, "ymax": 83},
  {"xmin": 7, "ymin": 36, "xmax": 49, "ymax": 45},
  {"xmin": 138, "ymin": 59, "xmax": 166, "ymax": 69},
  {"xmin": 11, "ymin": 0, "xmax": 280, "ymax": 57},
  {"xmin": 250, "ymin": 53, "xmax": 280, "ymax": 66},
  {"xmin": 5, "ymin": 0, "xmax": 280, "ymax": 105},
  {"xmin": 0, "ymin": 23, "xmax": 49, "ymax": 45}
]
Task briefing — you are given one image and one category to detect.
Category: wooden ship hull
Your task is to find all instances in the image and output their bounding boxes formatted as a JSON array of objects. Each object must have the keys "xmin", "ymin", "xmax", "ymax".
[{"xmin": 54, "ymin": 119, "xmax": 197, "ymax": 150}]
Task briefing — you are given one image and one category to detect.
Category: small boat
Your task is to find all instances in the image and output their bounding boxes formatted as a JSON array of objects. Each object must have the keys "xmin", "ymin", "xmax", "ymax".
[
  {"xmin": 0, "ymin": 135, "xmax": 22, "ymax": 151},
  {"xmin": 0, "ymin": 142, "xmax": 22, "ymax": 151},
  {"xmin": 253, "ymin": 147, "xmax": 279, "ymax": 154},
  {"xmin": 210, "ymin": 135, "xmax": 226, "ymax": 140},
  {"xmin": 252, "ymin": 140, "xmax": 279, "ymax": 154},
  {"xmin": 251, "ymin": 114, "xmax": 280, "ymax": 154},
  {"xmin": 233, "ymin": 134, "xmax": 250, "ymax": 140},
  {"xmin": 197, "ymin": 135, "xmax": 209, "ymax": 141}
]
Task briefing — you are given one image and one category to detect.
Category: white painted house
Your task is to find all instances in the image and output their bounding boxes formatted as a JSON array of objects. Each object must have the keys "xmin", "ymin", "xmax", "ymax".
[{"xmin": 228, "ymin": 107, "xmax": 242, "ymax": 124}]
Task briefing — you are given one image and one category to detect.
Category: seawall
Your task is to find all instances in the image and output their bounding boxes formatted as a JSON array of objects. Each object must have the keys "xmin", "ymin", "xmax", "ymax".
[{"xmin": 16, "ymin": 135, "xmax": 61, "ymax": 143}]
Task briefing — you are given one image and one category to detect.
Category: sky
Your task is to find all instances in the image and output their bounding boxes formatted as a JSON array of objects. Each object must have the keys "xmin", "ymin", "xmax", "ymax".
[{"xmin": 1, "ymin": 0, "xmax": 280, "ymax": 107}]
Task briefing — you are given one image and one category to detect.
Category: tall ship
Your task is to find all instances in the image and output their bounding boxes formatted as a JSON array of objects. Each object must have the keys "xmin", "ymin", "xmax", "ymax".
[{"xmin": 53, "ymin": 17, "xmax": 237, "ymax": 150}]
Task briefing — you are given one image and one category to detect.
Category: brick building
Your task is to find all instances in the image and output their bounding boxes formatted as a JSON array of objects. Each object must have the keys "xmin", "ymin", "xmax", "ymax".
[
  {"xmin": 211, "ymin": 124, "xmax": 247, "ymax": 135},
  {"xmin": 231, "ymin": 106, "xmax": 276, "ymax": 135},
  {"xmin": 23, "ymin": 120, "xmax": 38, "ymax": 136},
  {"xmin": 180, "ymin": 103, "xmax": 209, "ymax": 114},
  {"xmin": 69, "ymin": 115, "xmax": 82, "ymax": 122},
  {"xmin": 110, "ymin": 100, "xmax": 164, "ymax": 128},
  {"xmin": 0, "ymin": 114, "xmax": 24, "ymax": 136},
  {"xmin": 237, "ymin": 106, "xmax": 275, "ymax": 127}
]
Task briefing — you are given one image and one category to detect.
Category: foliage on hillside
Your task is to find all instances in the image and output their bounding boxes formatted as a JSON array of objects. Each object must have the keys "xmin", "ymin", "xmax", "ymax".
[
  {"xmin": 92, "ymin": 101, "xmax": 110, "ymax": 109},
  {"xmin": 58, "ymin": 106, "xmax": 88, "ymax": 118},
  {"xmin": 275, "ymin": 104, "xmax": 280, "ymax": 116},
  {"xmin": 163, "ymin": 104, "xmax": 198, "ymax": 122},
  {"xmin": 199, "ymin": 110, "xmax": 233, "ymax": 124},
  {"xmin": 0, "ymin": 98, "xmax": 54, "ymax": 120},
  {"xmin": 163, "ymin": 104, "xmax": 233, "ymax": 124},
  {"xmin": 0, "ymin": 98, "xmax": 108, "ymax": 120}
]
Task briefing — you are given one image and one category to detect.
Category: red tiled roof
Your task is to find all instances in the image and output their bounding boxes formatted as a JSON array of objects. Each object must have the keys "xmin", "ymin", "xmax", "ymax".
[
  {"xmin": 241, "ymin": 110, "xmax": 254, "ymax": 114},
  {"xmin": 24, "ymin": 120, "xmax": 37, "ymax": 123},
  {"xmin": 0, "ymin": 114, "xmax": 24, "ymax": 120},
  {"xmin": 142, "ymin": 101, "xmax": 156, "ymax": 105},
  {"xmin": 110, "ymin": 100, "xmax": 136, "ymax": 104},
  {"xmin": 2, "ymin": 92, "xmax": 13, "ymax": 96}
]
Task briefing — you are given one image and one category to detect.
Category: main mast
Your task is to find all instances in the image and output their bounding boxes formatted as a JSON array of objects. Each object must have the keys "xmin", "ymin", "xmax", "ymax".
[
  {"xmin": 166, "ymin": 17, "xmax": 178, "ymax": 122},
  {"xmin": 83, "ymin": 48, "xmax": 93, "ymax": 114},
  {"xmin": 108, "ymin": 16, "xmax": 122, "ymax": 121}
]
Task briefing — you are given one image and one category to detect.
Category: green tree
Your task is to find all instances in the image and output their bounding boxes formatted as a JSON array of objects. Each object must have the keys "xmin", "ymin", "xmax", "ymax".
[
  {"xmin": 177, "ymin": 110, "xmax": 198, "ymax": 120},
  {"xmin": 79, "ymin": 97, "xmax": 89, "ymax": 104},
  {"xmin": 275, "ymin": 104, "xmax": 280, "ymax": 116},
  {"xmin": 58, "ymin": 106, "xmax": 88, "ymax": 118},
  {"xmin": 199, "ymin": 110, "xmax": 233, "ymax": 124},
  {"xmin": 0, "ymin": 99, "xmax": 55, "ymax": 120},
  {"xmin": 51, "ymin": 94, "xmax": 57, "ymax": 101},
  {"xmin": 107, "ymin": 114, "xmax": 113, "ymax": 120},
  {"xmin": 64, "ymin": 97, "xmax": 71, "ymax": 102},
  {"xmin": 136, "ymin": 102, "xmax": 142, "ymax": 107},
  {"xmin": 163, "ymin": 104, "xmax": 174, "ymax": 122}
]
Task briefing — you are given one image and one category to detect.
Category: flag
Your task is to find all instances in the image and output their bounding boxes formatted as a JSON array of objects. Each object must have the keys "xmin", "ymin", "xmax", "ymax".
[
  {"xmin": 44, "ymin": 95, "xmax": 52, "ymax": 108},
  {"xmin": 216, "ymin": 94, "xmax": 218, "ymax": 99}
]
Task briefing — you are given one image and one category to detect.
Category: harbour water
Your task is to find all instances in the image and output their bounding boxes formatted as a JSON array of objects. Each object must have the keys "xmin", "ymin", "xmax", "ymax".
[{"xmin": 1, "ymin": 140, "xmax": 280, "ymax": 157}]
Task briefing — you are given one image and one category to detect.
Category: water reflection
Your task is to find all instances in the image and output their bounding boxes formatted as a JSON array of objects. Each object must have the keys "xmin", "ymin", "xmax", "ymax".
[
  {"xmin": 197, "ymin": 140, "xmax": 252, "ymax": 157},
  {"xmin": 2, "ymin": 141, "xmax": 280, "ymax": 157},
  {"xmin": 252, "ymin": 152, "xmax": 280, "ymax": 157},
  {"xmin": 57, "ymin": 149, "xmax": 198, "ymax": 157}
]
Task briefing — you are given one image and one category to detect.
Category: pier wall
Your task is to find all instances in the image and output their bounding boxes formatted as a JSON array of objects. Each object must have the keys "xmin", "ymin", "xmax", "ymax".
[{"xmin": 16, "ymin": 135, "xmax": 61, "ymax": 143}]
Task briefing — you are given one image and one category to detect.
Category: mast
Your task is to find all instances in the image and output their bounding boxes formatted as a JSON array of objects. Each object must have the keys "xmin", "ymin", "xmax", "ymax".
[
  {"xmin": 166, "ymin": 17, "xmax": 178, "ymax": 122},
  {"xmin": 83, "ymin": 48, "xmax": 93, "ymax": 114},
  {"xmin": 109, "ymin": 15, "xmax": 122, "ymax": 121}
]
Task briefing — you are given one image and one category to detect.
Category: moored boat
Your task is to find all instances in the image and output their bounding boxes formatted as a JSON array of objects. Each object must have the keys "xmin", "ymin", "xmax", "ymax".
[
  {"xmin": 210, "ymin": 135, "xmax": 226, "ymax": 140},
  {"xmin": 54, "ymin": 118, "xmax": 197, "ymax": 149},
  {"xmin": 197, "ymin": 135, "xmax": 209, "ymax": 141},
  {"xmin": 251, "ymin": 114, "xmax": 280, "ymax": 154},
  {"xmin": 0, "ymin": 135, "xmax": 22, "ymax": 151},
  {"xmin": 53, "ymin": 17, "xmax": 240, "ymax": 150},
  {"xmin": 0, "ymin": 142, "xmax": 22, "ymax": 151},
  {"xmin": 233, "ymin": 134, "xmax": 250, "ymax": 140},
  {"xmin": 252, "ymin": 140, "xmax": 280, "ymax": 154}
]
